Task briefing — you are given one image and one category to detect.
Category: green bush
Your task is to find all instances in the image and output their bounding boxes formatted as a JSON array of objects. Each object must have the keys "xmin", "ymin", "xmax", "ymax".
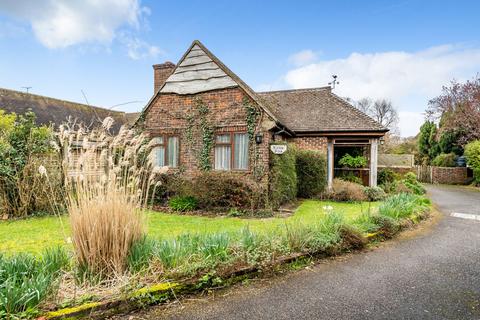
[
  {"xmin": 338, "ymin": 154, "xmax": 367, "ymax": 168},
  {"xmin": 296, "ymin": 150, "xmax": 327, "ymax": 198},
  {"xmin": 269, "ymin": 144, "xmax": 297, "ymax": 208},
  {"xmin": 168, "ymin": 195, "xmax": 198, "ymax": 212},
  {"xmin": 432, "ymin": 153, "xmax": 456, "ymax": 167},
  {"xmin": 364, "ymin": 186, "xmax": 387, "ymax": 201},
  {"xmin": 191, "ymin": 172, "xmax": 264, "ymax": 210},
  {"xmin": 377, "ymin": 169, "xmax": 398, "ymax": 186},
  {"xmin": 338, "ymin": 172, "xmax": 362, "ymax": 184},
  {"xmin": 465, "ymin": 140, "xmax": 480, "ymax": 185},
  {"xmin": 402, "ymin": 172, "xmax": 426, "ymax": 195},
  {"xmin": 328, "ymin": 179, "xmax": 367, "ymax": 202}
]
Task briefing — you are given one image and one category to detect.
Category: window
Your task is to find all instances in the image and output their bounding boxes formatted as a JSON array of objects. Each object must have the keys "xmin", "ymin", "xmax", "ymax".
[
  {"xmin": 214, "ymin": 132, "xmax": 249, "ymax": 170},
  {"xmin": 151, "ymin": 136, "xmax": 179, "ymax": 167}
]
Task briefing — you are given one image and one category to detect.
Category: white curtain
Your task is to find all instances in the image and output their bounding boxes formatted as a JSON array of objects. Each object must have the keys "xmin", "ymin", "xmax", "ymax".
[
  {"xmin": 167, "ymin": 136, "xmax": 179, "ymax": 167},
  {"xmin": 234, "ymin": 133, "xmax": 249, "ymax": 170},
  {"xmin": 215, "ymin": 134, "xmax": 231, "ymax": 170},
  {"xmin": 152, "ymin": 146, "xmax": 165, "ymax": 167}
]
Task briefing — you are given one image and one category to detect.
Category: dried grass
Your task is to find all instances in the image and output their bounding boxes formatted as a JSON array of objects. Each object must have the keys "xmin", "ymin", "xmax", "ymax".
[{"xmin": 56, "ymin": 118, "xmax": 166, "ymax": 280}]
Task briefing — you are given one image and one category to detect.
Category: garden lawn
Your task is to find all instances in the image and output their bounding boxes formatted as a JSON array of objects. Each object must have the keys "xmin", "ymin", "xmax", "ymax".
[{"xmin": 0, "ymin": 200, "xmax": 377, "ymax": 255}]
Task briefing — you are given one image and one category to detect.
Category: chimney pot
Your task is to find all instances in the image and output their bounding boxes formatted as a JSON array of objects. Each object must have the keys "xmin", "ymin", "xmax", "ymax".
[{"xmin": 153, "ymin": 61, "xmax": 176, "ymax": 93}]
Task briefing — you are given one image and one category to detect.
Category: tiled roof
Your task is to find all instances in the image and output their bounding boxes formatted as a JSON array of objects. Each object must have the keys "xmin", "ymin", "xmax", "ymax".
[
  {"xmin": 0, "ymin": 88, "xmax": 138, "ymax": 132},
  {"xmin": 257, "ymin": 87, "xmax": 388, "ymax": 133}
]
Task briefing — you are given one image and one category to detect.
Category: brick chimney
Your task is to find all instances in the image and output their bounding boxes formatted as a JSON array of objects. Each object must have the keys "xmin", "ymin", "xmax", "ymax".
[{"xmin": 153, "ymin": 61, "xmax": 176, "ymax": 93}]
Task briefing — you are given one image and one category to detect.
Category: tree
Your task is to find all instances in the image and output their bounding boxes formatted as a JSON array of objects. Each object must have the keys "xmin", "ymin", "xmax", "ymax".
[
  {"xmin": 427, "ymin": 76, "xmax": 480, "ymax": 147},
  {"xmin": 417, "ymin": 121, "xmax": 440, "ymax": 164},
  {"xmin": 354, "ymin": 98, "xmax": 399, "ymax": 134}
]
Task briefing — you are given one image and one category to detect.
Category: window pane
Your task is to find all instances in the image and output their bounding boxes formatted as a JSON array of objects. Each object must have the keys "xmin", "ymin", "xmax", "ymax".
[
  {"xmin": 215, "ymin": 145, "xmax": 231, "ymax": 170},
  {"xmin": 216, "ymin": 134, "xmax": 230, "ymax": 143},
  {"xmin": 151, "ymin": 137, "xmax": 164, "ymax": 145},
  {"xmin": 167, "ymin": 136, "xmax": 179, "ymax": 167},
  {"xmin": 234, "ymin": 133, "xmax": 249, "ymax": 170},
  {"xmin": 152, "ymin": 146, "xmax": 165, "ymax": 167}
]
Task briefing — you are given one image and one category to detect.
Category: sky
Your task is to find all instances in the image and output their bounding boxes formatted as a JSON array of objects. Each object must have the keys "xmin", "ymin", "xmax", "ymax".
[{"xmin": 0, "ymin": 0, "xmax": 479, "ymax": 137}]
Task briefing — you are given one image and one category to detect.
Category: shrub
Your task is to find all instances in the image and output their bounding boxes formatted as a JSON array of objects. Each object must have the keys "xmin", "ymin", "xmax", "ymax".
[
  {"xmin": 338, "ymin": 154, "xmax": 367, "ymax": 168},
  {"xmin": 190, "ymin": 172, "xmax": 264, "ymax": 210},
  {"xmin": 0, "ymin": 110, "xmax": 59, "ymax": 218},
  {"xmin": 402, "ymin": 172, "xmax": 425, "ymax": 195},
  {"xmin": 338, "ymin": 172, "xmax": 362, "ymax": 184},
  {"xmin": 364, "ymin": 186, "xmax": 386, "ymax": 201},
  {"xmin": 465, "ymin": 140, "xmax": 480, "ymax": 185},
  {"xmin": 168, "ymin": 195, "xmax": 198, "ymax": 212},
  {"xmin": 328, "ymin": 179, "xmax": 367, "ymax": 202},
  {"xmin": 296, "ymin": 150, "xmax": 327, "ymax": 198},
  {"xmin": 269, "ymin": 144, "xmax": 297, "ymax": 208},
  {"xmin": 377, "ymin": 169, "xmax": 398, "ymax": 186},
  {"xmin": 432, "ymin": 153, "xmax": 456, "ymax": 167}
]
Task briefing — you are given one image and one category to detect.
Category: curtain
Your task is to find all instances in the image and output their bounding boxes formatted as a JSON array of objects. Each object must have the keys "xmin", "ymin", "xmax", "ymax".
[
  {"xmin": 152, "ymin": 146, "xmax": 165, "ymax": 167},
  {"xmin": 234, "ymin": 133, "xmax": 249, "ymax": 170},
  {"xmin": 167, "ymin": 136, "xmax": 179, "ymax": 167},
  {"xmin": 215, "ymin": 134, "xmax": 231, "ymax": 170}
]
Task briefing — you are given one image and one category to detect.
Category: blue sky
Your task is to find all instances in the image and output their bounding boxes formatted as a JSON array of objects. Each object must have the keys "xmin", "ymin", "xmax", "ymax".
[{"xmin": 0, "ymin": 0, "xmax": 479, "ymax": 136}]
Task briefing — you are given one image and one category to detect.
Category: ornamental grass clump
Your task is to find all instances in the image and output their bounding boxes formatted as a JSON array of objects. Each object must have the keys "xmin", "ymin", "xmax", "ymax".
[{"xmin": 57, "ymin": 118, "xmax": 164, "ymax": 280}]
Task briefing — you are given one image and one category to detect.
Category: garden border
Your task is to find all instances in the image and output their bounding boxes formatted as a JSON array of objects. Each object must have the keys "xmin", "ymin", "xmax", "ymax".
[{"xmin": 41, "ymin": 211, "xmax": 430, "ymax": 320}]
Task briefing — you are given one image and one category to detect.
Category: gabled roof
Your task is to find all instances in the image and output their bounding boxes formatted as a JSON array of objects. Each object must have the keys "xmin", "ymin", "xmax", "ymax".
[
  {"xmin": 257, "ymin": 87, "xmax": 388, "ymax": 133},
  {"xmin": 140, "ymin": 40, "xmax": 282, "ymax": 127},
  {"xmin": 0, "ymin": 87, "xmax": 138, "ymax": 133},
  {"xmin": 142, "ymin": 40, "xmax": 387, "ymax": 135}
]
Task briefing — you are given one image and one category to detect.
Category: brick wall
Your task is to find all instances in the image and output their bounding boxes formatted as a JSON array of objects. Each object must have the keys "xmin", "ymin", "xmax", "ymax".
[
  {"xmin": 144, "ymin": 87, "xmax": 271, "ymax": 185},
  {"xmin": 153, "ymin": 62, "xmax": 175, "ymax": 93},
  {"xmin": 289, "ymin": 136, "xmax": 328, "ymax": 152},
  {"xmin": 432, "ymin": 167, "xmax": 468, "ymax": 184}
]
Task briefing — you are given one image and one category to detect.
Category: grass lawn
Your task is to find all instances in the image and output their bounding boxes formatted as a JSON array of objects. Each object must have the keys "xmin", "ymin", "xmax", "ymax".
[{"xmin": 0, "ymin": 200, "xmax": 377, "ymax": 255}]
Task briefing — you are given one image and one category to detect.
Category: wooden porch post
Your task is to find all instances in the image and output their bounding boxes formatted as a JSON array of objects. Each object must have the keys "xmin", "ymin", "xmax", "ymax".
[
  {"xmin": 369, "ymin": 138, "xmax": 378, "ymax": 187},
  {"xmin": 327, "ymin": 139, "xmax": 334, "ymax": 190}
]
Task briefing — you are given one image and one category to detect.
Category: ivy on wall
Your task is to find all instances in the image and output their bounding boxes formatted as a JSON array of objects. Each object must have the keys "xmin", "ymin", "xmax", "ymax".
[{"xmin": 197, "ymin": 99, "xmax": 214, "ymax": 171}]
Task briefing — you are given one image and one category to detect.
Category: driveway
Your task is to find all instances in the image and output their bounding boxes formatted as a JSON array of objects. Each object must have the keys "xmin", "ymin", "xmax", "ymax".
[{"xmin": 118, "ymin": 185, "xmax": 480, "ymax": 320}]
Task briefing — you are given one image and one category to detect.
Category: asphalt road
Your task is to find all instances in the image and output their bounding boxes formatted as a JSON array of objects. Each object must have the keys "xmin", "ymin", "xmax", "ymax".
[{"xmin": 119, "ymin": 185, "xmax": 480, "ymax": 320}]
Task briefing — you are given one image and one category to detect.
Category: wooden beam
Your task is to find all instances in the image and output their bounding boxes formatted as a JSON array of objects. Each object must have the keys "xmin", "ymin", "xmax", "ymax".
[
  {"xmin": 369, "ymin": 138, "xmax": 378, "ymax": 187},
  {"xmin": 327, "ymin": 140, "xmax": 334, "ymax": 190}
]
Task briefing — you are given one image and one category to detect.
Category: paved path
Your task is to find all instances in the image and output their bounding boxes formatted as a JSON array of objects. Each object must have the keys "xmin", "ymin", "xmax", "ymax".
[{"xmin": 120, "ymin": 185, "xmax": 480, "ymax": 320}]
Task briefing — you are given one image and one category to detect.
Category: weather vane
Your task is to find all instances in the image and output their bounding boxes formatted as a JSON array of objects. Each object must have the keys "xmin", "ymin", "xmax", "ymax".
[{"xmin": 328, "ymin": 75, "xmax": 339, "ymax": 89}]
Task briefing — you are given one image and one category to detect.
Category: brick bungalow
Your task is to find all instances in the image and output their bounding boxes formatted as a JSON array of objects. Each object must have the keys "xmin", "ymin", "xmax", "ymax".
[{"xmin": 139, "ymin": 40, "xmax": 388, "ymax": 190}]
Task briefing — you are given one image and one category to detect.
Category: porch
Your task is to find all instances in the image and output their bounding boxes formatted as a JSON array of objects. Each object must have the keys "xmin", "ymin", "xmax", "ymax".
[{"xmin": 326, "ymin": 136, "xmax": 380, "ymax": 188}]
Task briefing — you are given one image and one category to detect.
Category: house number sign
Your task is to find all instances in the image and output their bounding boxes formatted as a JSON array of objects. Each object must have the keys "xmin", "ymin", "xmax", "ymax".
[{"xmin": 270, "ymin": 144, "xmax": 287, "ymax": 154}]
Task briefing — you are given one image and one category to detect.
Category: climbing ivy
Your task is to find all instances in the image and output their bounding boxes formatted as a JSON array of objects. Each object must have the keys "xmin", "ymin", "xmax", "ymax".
[
  {"xmin": 243, "ymin": 98, "xmax": 259, "ymax": 140},
  {"xmin": 197, "ymin": 99, "xmax": 214, "ymax": 171},
  {"xmin": 185, "ymin": 112, "xmax": 195, "ymax": 146}
]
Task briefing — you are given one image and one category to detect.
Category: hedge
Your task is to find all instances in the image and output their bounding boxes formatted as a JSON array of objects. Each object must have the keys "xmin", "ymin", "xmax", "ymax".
[
  {"xmin": 269, "ymin": 143, "xmax": 297, "ymax": 208},
  {"xmin": 296, "ymin": 150, "xmax": 327, "ymax": 198}
]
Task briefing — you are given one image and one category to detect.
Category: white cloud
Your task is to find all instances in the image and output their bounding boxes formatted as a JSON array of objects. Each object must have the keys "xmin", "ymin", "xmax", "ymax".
[
  {"xmin": 282, "ymin": 44, "xmax": 480, "ymax": 136},
  {"xmin": 288, "ymin": 49, "xmax": 318, "ymax": 66},
  {"xmin": 0, "ymin": 0, "xmax": 161, "ymax": 59},
  {"xmin": 118, "ymin": 32, "xmax": 163, "ymax": 60}
]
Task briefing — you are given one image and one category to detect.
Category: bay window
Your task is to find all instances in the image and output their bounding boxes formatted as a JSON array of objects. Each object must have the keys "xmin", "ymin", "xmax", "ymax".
[{"xmin": 214, "ymin": 132, "xmax": 249, "ymax": 170}]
